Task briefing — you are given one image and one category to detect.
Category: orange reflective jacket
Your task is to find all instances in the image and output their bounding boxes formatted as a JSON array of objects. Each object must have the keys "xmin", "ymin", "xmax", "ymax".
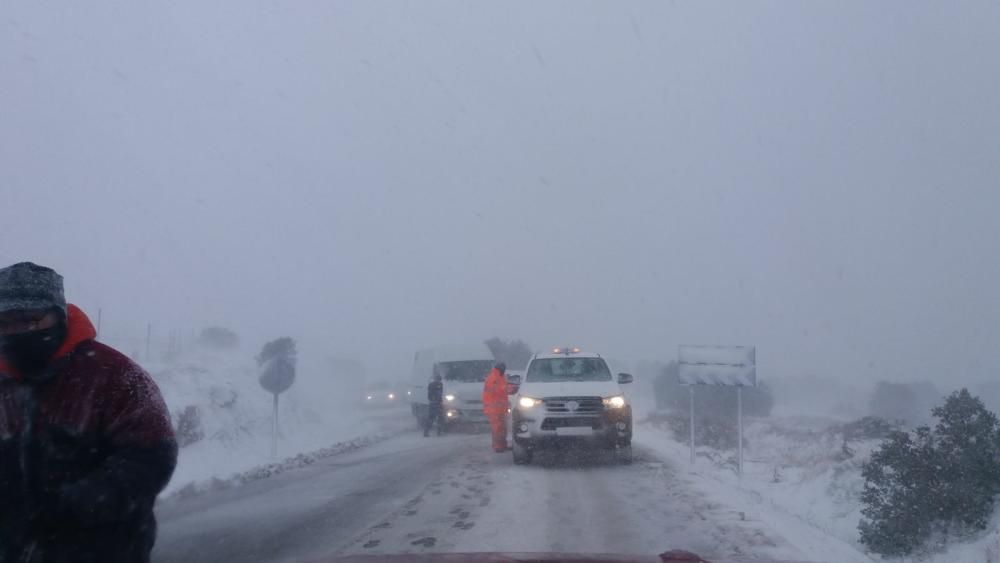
[{"xmin": 482, "ymin": 368, "xmax": 508, "ymax": 416}]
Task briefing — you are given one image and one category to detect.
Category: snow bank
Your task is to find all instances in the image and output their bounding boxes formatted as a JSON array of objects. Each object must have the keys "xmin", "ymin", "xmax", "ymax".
[
  {"xmin": 145, "ymin": 349, "xmax": 412, "ymax": 495},
  {"xmin": 638, "ymin": 414, "xmax": 876, "ymax": 562},
  {"xmin": 166, "ymin": 431, "xmax": 399, "ymax": 500},
  {"xmin": 938, "ymin": 516, "xmax": 1000, "ymax": 563},
  {"xmin": 637, "ymin": 413, "xmax": 1000, "ymax": 563}
]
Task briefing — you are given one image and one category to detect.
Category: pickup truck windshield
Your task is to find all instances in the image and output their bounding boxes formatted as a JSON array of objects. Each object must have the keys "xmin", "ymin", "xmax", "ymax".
[
  {"xmin": 526, "ymin": 358, "xmax": 612, "ymax": 382},
  {"xmin": 437, "ymin": 360, "xmax": 494, "ymax": 383}
]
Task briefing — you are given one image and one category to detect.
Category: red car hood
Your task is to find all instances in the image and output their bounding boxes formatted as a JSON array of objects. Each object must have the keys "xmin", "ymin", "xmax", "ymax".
[{"xmin": 321, "ymin": 551, "xmax": 810, "ymax": 562}]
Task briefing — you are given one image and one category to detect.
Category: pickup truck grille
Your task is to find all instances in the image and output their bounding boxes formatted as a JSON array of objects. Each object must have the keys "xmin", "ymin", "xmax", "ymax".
[{"xmin": 544, "ymin": 397, "xmax": 603, "ymax": 414}]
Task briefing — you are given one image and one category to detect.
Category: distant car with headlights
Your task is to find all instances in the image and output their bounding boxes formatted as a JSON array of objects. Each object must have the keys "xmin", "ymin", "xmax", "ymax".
[
  {"xmin": 364, "ymin": 380, "xmax": 403, "ymax": 408},
  {"xmin": 510, "ymin": 348, "xmax": 633, "ymax": 464}
]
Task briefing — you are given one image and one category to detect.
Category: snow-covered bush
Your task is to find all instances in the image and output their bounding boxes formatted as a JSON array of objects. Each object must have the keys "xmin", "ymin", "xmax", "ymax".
[
  {"xmin": 838, "ymin": 416, "xmax": 899, "ymax": 442},
  {"xmin": 646, "ymin": 411, "xmax": 742, "ymax": 450},
  {"xmin": 859, "ymin": 427, "xmax": 940, "ymax": 556},
  {"xmin": 648, "ymin": 361, "xmax": 774, "ymax": 417},
  {"xmin": 699, "ymin": 414, "xmax": 742, "ymax": 450},
  {"xmin": 174, "ymin": 405, "xmax": 204, "ymax": 447},
  {"xmin": 197, "ymin": 326, "xmax": 240, "ymax": 350},
  {"xmin": 859, "ymin": 389, "xmax": 1000, "ymax": 557},
  {"xmin": 867, "ymin": 380, "xmax": 941, "ymax": 427},
  {"xmin": 931, "ymin": 389, "xmax": 1000, "ymax": 530}
]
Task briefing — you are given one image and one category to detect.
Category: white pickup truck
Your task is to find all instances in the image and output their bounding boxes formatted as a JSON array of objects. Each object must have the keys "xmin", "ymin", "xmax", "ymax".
[{"xmin": 509, "ymin": 348, "xmax": 633, "ymax": 464}]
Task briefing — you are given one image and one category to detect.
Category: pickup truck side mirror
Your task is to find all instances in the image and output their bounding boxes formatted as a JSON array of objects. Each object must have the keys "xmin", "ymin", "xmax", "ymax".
[
  {"xmin": 617, "ymin": 373, "xmax": 634, "ymax": 384},
  {"xmin": 506, "ymin": 374, "xmax": 521, "ymax": 395}
]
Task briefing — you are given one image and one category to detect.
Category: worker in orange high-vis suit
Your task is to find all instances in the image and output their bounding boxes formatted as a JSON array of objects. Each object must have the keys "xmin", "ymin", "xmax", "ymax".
[{"xmin": 482, "ymin": 362, "xmax": 509, "ymax": 452}]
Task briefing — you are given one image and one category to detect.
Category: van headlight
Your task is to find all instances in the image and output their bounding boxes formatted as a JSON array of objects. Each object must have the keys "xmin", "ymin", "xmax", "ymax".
[
  {"xmin": 603, "ymin": 395, "xmax": 626, "ymax": 409},
  {"xmin": 519, "ymin": 397, "xmax": 541, "ymax": 408},
  {"xmin": 445, "ymin": 394, "xmax": 456, "ymax": 402}
]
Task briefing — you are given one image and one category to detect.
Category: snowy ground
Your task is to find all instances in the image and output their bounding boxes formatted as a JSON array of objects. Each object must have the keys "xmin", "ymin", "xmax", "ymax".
[
  {"xmin": 636, "ymin": 415, "xmax": 876, "ymax": 563},
  {"xmin": 165, "ymin": 409, "xmax": 412, "ymax": 499},
  {"xmin": 636, "ymin": 413, "xmax": 1000, "ymax": 563},
  {"xmin": 145, "ymin": 348, "xmax": 414, "ymax": 496},
  {"xmin": 155, "ymin": 423, "xmax": 824, "ymax": 562},
  {"xmin": 144, "ymin": 352, "xmax": 1000, "ymax": 562}
]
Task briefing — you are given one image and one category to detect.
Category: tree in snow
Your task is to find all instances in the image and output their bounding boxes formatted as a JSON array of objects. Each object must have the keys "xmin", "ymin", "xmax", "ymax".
[
  {"xmin": 484, "ymin": 337, "xmax": 533, "ymax": 370},
  {"xmin": 868, "ymin": 380, "xmax": 940, "ymax": 427},
  {"xmin": 198, "ymin": 326, "xmax": 240, "ymax": 350},
  {"xmin": 859, "ymin": 389, "xmax": 1000, "ymax": 556},
  {"xmin": 859, "ymin": 426, "xmax": 941, "ymax": 556},
  {"xmin": 931, "ymin": 389, "xmax": 1000, "ymax": 530},
  {"xmin": 649, "ymin": 360, "xmax": 680, "ymax": 410}
]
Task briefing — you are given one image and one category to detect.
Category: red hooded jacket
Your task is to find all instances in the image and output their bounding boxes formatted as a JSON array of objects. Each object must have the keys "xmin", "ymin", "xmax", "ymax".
[{"xmin": 0, "ymin": 305, "xmax": 177, "ymax": 563}]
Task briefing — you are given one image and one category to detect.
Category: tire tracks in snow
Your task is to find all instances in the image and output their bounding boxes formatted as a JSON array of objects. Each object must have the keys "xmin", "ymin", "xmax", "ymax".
[{"xmin": 336, "ymin": 442, "xmax": 797, "ymax": 560}]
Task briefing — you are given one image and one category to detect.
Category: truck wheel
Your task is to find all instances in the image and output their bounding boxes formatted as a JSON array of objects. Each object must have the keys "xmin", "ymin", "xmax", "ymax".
[
  {"xmin": 513, "ymin": 441, "xmax": 533, "ymax": 465},
  {"xmin": 615, "ymin": 443, "xmax": 633, "ymax": 465}
]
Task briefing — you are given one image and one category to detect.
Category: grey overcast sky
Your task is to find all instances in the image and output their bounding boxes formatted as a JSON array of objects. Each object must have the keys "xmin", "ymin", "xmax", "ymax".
[{"xmin": 3, "ymin": 1, "xmax": 999, "ymax": 382}]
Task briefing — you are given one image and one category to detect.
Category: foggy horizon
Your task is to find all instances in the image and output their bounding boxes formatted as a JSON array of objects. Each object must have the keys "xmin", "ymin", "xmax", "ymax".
[{"xmin": 4, "ymin": 1, "xmax": 999, "ymax": 386}]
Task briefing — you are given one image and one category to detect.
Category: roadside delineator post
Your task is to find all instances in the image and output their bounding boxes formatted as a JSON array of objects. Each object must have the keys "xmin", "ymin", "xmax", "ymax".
[
  {"xmin": 689, "ymin": 385, "xmax": 696, "ymax": 464},
  {"xmin": 737, "ymin": 385, "xmax": 743, "ymax": 475}
]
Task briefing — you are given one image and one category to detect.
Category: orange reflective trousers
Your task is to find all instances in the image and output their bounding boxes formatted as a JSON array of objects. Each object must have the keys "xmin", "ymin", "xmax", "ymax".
[
  {"xmin": 482, "ymin": 368, "xmax": 509, "ymax": 451},
  {"xmin": 488, "ymin": 413, "xmax": 508, "ymax": 451}
]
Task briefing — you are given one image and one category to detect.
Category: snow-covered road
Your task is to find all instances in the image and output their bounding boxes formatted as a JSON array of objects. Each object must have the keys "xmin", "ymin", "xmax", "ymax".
[{"xmin": 153, "ymin": 425, "xmax": 807, "ymax": 562}]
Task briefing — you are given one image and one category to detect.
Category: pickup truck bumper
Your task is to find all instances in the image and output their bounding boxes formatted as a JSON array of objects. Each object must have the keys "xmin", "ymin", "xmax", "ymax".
[{"xmin": 511, "ymin": 405, "xmax": 632, "ymax": 449}]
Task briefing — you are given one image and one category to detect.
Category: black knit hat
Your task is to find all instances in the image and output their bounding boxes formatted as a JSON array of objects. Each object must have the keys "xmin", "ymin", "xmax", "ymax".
[{"xmin": 0, "ymin": 262, "xmax": 67, "ymax": 316}]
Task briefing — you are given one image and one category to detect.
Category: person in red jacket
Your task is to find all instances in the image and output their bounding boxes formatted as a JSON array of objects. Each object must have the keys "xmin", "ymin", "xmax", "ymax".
[
  {"xmin": 482, "ymin": 362, "xmax": 509, "ymax": 452},
  {"xmin": 0, "ymin": 262, "xmax": 177, "ymax": 563}
]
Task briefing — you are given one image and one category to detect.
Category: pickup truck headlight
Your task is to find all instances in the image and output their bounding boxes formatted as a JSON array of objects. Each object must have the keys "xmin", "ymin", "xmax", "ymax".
[
  {"xmin": 519, "ymin": 396, "xmax": 541, "ymax": 408},
  {"xmin": 445, "ymin": 394, "xmax": 456, "ymax": 402},
  {"xmin": 603, "ymin": 395, "xmax": 626, "ymax": 409}
]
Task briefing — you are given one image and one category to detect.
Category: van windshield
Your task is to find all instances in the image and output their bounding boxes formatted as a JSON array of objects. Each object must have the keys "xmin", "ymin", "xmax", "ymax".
[
  {"xmin": 527, "ymin": 358, "xmax": 613, "ymax": 382},
  {"xmin": 436, "ymin": 361, "xmax": 494, "ymax": 383}
]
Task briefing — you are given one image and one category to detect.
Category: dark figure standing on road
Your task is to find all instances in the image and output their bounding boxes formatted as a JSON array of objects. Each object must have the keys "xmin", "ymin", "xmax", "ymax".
[
  {"xmin": 0, "ymin": 262, "xmax": 178, "ymax": 563},
  {"xmin": 424, "ymin": 373, "xmax": 445, "ymax": 436},
  {"xmin": 483, "ymin": 362, "xmax": 509, "ymax": 452}
]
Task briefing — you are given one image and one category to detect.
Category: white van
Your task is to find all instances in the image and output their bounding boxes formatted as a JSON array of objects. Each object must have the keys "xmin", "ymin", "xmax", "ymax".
[{"xmin": 409, "ymin": 344, "xmax": 496, "ymax": 427}]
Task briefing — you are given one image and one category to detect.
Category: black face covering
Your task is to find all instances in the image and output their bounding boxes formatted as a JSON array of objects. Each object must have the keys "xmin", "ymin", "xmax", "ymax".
[{"xmin": 0, "ymin": 323, "xmax": 67, "ymax": 378}]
